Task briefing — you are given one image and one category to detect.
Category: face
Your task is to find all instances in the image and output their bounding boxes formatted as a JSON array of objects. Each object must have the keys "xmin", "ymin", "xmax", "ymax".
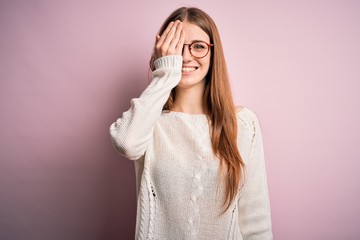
[{"xmin": 178, "ymin": 21, "xmax": 211, "ymax": 89}]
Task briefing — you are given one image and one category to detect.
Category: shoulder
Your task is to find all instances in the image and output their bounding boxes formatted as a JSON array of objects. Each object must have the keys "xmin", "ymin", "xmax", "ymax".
[
  {"xmin": 235, "ymin": 106, "xmax": 260, "ymax": 123},
  {"xmin": 235, "ymin": 106, "xmax": 262, "ymax": 134}
]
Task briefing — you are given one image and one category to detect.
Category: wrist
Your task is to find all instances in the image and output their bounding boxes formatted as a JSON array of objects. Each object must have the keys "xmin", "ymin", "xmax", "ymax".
[{"xmin": 154, "ymin": 55, "xmax": 183, "ymax": 70}]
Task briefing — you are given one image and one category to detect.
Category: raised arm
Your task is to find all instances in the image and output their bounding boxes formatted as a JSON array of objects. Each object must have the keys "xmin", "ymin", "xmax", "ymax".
[
  {"xmin": 110, "ymin": 56, "xmax": 182, "ymax": 160},
  {"xmin": 109, "ymin": 21, "xmax": 185, "ymax": 160}
]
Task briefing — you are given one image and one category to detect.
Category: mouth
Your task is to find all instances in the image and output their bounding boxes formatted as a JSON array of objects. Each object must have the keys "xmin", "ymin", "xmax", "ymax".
[{"xmin": 181, "ymin": 67, "xmax": 198, "ymax": 73}]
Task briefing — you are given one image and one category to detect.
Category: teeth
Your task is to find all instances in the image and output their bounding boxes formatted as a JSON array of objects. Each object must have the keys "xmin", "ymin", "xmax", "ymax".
[{"xmin": 182, "ymin": 67, "xmax": 196, "ymax": 72}]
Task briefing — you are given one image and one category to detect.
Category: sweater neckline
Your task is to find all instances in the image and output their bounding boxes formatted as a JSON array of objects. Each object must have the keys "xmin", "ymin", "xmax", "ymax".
[
  {"xmin": 161, "ymin": 110, "xmax": 208, "ymax": 119},
  {"xmin": 162, "ymin": 107, "xmax": 246, "ymax": 117}
]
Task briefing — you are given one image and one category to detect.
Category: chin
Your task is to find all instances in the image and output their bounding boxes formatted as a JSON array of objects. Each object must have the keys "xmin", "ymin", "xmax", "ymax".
[{"xmin": 177, "ymin": 77, "xmax": 205, "ymax": 89}]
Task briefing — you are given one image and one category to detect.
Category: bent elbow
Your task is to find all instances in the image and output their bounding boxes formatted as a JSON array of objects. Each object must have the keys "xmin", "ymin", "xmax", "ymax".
[
  {"xmin": 113, "ymin": 139, "xmax": 145, "ymax": 160},
  {"xmin": 109, "ymin": 127, "xmax": 145, "ymax": 160}
]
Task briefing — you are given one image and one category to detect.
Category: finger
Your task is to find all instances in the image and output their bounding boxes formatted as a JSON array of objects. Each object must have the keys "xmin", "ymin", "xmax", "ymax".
[
  {"xmin": 157, "ymin": 21, "xmax": 174, "ymax": 46},
  {"xmin": 169, "ymin": 22, "xmax": 183, "ymax": 51},
  {"xmin": 175, "ymin": 29, "xmax": 185, "ymax": 55},
  {"xmin": 162, "ymin": 20, "xmax": 180, "ymax": 48}
]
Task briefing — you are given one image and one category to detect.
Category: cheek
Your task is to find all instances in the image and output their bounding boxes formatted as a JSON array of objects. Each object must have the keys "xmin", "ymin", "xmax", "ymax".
[
  {"xmin": 202, "ymin": 61, "xmax": 210, "ymax": 74},
  {"xmin": 201, "ymin": 58, "xmax": 211, "ymax": 74}
]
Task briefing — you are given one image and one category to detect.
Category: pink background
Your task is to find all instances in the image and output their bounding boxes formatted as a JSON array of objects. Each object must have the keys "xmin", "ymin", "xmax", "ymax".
[{"xmin": 1, "ymin": 0, "xmax": 359, "ymax": 239}]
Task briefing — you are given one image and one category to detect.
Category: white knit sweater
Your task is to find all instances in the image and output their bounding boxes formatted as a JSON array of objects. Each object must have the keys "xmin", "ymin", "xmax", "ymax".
[{"xmin": 110, "ymin": 55, "xmax": 273, "ymax": 240}]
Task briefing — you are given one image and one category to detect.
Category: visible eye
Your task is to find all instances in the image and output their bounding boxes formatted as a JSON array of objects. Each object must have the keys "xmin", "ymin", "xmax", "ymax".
[{"xmin": 191, "ymin": 42, "xmax": 207, "ymax": 51}]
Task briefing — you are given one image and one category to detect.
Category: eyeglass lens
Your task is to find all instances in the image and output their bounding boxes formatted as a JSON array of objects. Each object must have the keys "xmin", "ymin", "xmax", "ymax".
[{"xmin": 189, "ymin": 42, "xmax": 210, "ymax": 58}]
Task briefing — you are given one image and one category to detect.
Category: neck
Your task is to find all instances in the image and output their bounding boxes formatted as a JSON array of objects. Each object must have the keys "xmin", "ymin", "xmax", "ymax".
[{"xmin": 172, "ymin": 82, "xmax": 206, "ymax": 114}]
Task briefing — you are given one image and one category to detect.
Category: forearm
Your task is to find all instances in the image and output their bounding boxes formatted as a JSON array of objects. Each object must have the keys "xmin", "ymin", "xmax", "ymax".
[{"xmin": 109, "ymin": 55, "xmax": 182, "ymax": 160}]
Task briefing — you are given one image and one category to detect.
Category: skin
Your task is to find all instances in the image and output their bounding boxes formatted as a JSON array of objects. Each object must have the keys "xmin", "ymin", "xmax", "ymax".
[{"xmin": 155, "ymin": 20, "xmax": 212, "ymax": 114}]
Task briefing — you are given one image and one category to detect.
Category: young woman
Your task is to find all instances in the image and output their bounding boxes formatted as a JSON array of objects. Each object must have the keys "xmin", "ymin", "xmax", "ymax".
[{"xmin": 110, "ymin": 7, "xmax": 273, "ymax": 240}]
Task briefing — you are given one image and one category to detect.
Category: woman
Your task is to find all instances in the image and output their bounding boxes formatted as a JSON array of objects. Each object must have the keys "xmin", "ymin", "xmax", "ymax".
[{"xmin": 110, "ymin": 7, "xmax": 272, "ymax": 240}]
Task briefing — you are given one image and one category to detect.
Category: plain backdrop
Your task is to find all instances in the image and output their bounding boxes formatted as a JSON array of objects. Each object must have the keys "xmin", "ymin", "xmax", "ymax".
[{"xmin": 1, "ymin": 0, "xmax": 359, "ymax": 239}]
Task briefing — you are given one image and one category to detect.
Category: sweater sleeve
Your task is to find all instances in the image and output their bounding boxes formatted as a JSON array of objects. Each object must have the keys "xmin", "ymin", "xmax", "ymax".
[
  {"xmin": 237, "ymin": 108, "xmax": 273, "ymax": 240},
  {"xmin": 109, "ymin": 55, "xmax": 182, "ymax": 160}
]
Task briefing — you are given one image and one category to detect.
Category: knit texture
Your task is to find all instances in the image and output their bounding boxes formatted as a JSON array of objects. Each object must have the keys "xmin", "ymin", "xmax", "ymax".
[{"xmin": 110, "ymin": 55, "xmax": 273, "ymax": 240}]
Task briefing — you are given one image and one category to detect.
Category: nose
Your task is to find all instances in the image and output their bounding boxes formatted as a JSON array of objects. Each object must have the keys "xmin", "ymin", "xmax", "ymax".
[{"xmin": 182, "ymin": 44, "xmax": 193, "ymax": 62}]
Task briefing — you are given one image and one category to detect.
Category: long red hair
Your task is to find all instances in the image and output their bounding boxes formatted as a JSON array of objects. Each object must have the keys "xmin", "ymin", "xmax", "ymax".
[{"xmin": 150, "ymin": 7, "xmax": 245, "ymax": 212}]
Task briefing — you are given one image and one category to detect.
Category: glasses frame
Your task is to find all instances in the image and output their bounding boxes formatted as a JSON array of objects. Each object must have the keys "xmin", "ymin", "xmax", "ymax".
[{"xmin": 183, "ymin": 41, "xmax": 214, "ymax": 59}]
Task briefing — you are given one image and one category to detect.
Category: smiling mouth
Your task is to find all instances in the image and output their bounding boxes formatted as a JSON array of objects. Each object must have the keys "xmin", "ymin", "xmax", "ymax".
[{"xmin": 182, "ymin": 67, "xmax": 198, "ymax": 73}]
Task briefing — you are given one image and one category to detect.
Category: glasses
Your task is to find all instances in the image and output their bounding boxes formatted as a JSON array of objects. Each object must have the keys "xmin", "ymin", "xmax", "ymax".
[{"xmin": 183, "ymin": 41, "xmax": 214, "ymax": 59}]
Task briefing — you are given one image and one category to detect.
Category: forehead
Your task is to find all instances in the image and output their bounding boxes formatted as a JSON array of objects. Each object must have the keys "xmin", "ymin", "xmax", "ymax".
[{"xmin": 182, "ymin": 21, "xmax": 210, "ymax": 43}]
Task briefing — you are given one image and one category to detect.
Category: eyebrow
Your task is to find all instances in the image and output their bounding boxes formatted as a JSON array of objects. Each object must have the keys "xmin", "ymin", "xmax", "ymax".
[{"xmin": 185, "ymin": 39, "xmax": 209, "ymax": 44}]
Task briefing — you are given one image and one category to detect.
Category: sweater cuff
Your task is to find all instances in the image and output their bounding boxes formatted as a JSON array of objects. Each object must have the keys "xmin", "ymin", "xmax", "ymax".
[{"xmin": 154, "ymin": 55, "xmax": 182, "ymax": 70}]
